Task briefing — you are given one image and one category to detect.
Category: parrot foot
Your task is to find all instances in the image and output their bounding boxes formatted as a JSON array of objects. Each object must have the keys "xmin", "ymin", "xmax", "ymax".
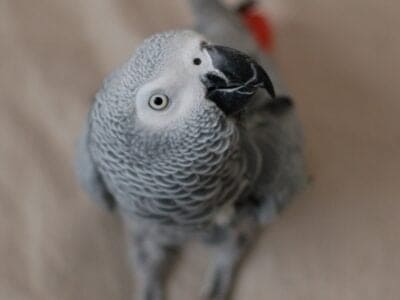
[
  {"xmin": 126, "ymin": 222, "xmax": 181, "ymax": 300},
  {"xmin": 137, "ymin": 283, "xmax": 164, "ymax": 300},
  {"xmin": 201, "ymin": 212, "xmax": 260, "ymax": 300},
  {"xmin": 201, "ymin": 266, "xmax": 234, "ymax": 300}
]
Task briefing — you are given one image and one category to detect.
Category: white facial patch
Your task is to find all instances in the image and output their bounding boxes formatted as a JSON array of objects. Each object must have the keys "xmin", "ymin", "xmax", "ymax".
[{"xmin": 134, "ymin": 32, "xmax": 217, "ymax": 130}]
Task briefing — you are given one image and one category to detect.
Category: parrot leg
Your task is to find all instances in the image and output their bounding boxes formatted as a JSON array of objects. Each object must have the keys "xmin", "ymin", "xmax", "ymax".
[
  {"xmin": 125, "ymin": 224, "xmax": 181, "ymax": 300},
  {"xmin": 202, "ymin": 209, "xmax": 260, "ymax": 300}
]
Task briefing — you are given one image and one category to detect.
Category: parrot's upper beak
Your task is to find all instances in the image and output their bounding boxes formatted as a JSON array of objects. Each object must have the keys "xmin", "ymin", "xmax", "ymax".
[{"xmin": 202, "ymin": 44, "xmax": 275, "ymax": 115}]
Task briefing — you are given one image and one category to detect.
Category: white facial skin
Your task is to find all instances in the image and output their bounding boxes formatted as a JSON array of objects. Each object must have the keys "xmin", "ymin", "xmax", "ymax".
[{"xmin": 134, "ymin": 32, "xmax": 218, "ymax": 130}]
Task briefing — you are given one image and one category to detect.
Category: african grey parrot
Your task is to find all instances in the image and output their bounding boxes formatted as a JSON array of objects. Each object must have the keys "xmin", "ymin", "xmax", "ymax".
[{"xmin": 75, "ymin": 0, "xmax": 307, "ymax": 299}]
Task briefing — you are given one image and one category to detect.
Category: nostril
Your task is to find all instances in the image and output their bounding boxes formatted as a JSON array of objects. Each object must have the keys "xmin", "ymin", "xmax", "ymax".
[{"xmin": 193, "ymin": 58, "xmax": 202, "ymax": 65}]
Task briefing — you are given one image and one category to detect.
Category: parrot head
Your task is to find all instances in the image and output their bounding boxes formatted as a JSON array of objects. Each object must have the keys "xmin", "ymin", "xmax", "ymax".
[{"xmin": 97, "ymin": 30, "xmax": 275, "ymax": 129}]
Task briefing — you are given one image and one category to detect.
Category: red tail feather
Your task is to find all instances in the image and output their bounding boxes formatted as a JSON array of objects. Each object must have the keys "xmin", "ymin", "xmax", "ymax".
[{"xmin": 239, "ymin": 4, "xmax": 274, "ymax": 53}]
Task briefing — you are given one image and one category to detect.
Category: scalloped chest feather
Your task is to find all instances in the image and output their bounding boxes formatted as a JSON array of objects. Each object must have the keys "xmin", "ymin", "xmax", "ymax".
[{"xmin": 90, "ymin": 103, "xmax": 250, "ymax": 227}]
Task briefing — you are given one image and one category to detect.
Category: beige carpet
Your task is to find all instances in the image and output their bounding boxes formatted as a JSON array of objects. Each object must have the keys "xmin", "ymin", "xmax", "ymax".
[{"xmin": 1, "ymin": 0, "xmax": 399, "ymax": 299}]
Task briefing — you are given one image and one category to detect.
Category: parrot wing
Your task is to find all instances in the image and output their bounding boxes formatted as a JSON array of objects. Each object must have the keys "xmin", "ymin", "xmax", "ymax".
[
  {"xmin": 242, "ymin": 95, "xmax": 307, "ymax": 224},
  {"xmin": 75, "ymin": 119, "xmax": 116, "ymax": 211}
]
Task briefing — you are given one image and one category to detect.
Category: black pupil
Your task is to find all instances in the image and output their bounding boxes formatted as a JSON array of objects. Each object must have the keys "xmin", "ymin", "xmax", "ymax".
[
  {"xmin": 193, "ymin": 58, "xmax": 202, "ymax": 65},
  {"xmin": 153, "ymin": 97, "xmax": 164, "ymax": 106}
]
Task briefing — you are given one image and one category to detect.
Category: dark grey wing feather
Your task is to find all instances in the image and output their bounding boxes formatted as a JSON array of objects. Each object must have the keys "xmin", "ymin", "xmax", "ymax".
[
  {"xmin": 75, "ymin": 120, "xmax": 116, "ymax": 211},
  {"xmin": 242, "ymin": 95, "xmax": 307, "ymax": 224}
]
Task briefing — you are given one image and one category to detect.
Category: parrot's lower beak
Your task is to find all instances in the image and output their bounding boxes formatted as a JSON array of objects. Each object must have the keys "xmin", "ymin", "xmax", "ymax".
[{"xmin": 202, "ymin": 45, "xmax": 275, "ymax": 115}]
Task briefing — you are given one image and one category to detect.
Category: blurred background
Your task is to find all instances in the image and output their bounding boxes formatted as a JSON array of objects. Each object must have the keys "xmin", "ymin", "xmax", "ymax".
[{"xmin": 1, "ymin": 0, "xmax": 399, "ymax": 299}]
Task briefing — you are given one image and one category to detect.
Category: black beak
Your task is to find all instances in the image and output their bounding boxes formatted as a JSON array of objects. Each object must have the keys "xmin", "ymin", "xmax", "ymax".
[{"xmin": 202, "ymin": 45, "xmax": 275, "ymax": 115}]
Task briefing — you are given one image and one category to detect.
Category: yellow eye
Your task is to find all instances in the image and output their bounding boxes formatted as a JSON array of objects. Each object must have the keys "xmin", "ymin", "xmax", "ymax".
[{"xmin": 149, "ymin": 94, "xmax": 169, "ymax": 110}]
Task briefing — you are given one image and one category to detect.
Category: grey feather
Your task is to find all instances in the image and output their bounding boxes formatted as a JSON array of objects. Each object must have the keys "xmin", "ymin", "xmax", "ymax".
[
  {"xmin": 75, "ymin": 120, "xmax": 115, "ymax": 210},
  {"xmin": 244, "ymin": 95, "xmax": 307, "ymax": 224}
]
